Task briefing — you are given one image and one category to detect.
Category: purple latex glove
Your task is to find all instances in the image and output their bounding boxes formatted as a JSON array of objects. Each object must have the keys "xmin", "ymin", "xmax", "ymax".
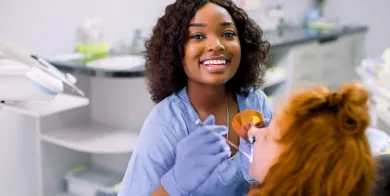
[
  {"xmin": 239, "ymin": 137, "xmax": 257, "ymax": 184},
  {"xmin": 161, "ymin": 115, "xmax": 231, "ymax": 195},
  {"xmin": 240, "ymin": 118, "xmax": 271, "ymax": 184}
]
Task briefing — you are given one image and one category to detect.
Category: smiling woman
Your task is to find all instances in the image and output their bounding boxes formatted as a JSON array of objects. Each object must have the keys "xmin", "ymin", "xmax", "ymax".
[
  {"xmin": 118, "ymin": 0, "xmax": 272, "ymax": 196},
  {"xmin": 184, "ymin": 4, "xmax": 242, "ymax": 86},
  {"xmin": 145, "ymin": 0, "xmax": 270, "ymax": 104}
]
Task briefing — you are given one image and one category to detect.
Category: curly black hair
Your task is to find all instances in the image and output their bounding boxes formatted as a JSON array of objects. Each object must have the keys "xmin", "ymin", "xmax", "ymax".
[{"xmin": 145, "ymin": 0, "xmax": 270, "ymax": 103}]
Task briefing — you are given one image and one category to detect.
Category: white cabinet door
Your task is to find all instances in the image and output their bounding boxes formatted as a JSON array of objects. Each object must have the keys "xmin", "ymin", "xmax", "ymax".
[
  {"xmin": 288, "ymin": 32, "xmax": 367, "ymax": 92},
  {"xmin": 0, "ymin": 111, "xmax": 40, "ymax": 196},
  {"xmin": 289, "ymin": 35, "xmax": 360, "ymax": 91},
  {"xmin": 289, "ymin": 42, "xmax": 323, "ymax": 90},
  {"xmin": 343, "ymin": 32, "xmax": 367, "ymax": 79},
  {"xmin": 315, "ymin": 37, "xmax": 352, "ymax": 89}
]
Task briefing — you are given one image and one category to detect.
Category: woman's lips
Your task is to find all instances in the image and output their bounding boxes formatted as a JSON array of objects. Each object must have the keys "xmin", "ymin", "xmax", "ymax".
[{"xmin": 200, "ymin": 59, "xmax": 230, "ymax": 73}]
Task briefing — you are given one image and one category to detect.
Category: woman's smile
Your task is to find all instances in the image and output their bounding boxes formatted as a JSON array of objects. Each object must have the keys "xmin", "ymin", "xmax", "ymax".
[{"xmin": 200, "ymin": 56, "xmax": 231, "ymax": 73}]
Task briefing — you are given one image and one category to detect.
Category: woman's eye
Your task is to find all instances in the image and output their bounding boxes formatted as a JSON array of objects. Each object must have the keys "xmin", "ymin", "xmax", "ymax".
[
  {"xmin": 190, "ymin": 34, "xmax": 205, "ymax": 40},
  {"xmin": 222, "ymin": 31, "xmax": 236, "ymax": 38}
]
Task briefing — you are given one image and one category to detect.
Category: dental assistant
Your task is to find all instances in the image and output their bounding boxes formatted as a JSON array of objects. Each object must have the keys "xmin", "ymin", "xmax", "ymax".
[{"xmin": 118, "ymin": 0, "xmax": 272, "ymax": 195}]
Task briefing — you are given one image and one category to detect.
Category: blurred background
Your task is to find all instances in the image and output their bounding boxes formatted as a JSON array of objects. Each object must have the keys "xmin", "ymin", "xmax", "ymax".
[{"xmin": 1, "ymin": 0, "xmax": 390, "ymax": 196}]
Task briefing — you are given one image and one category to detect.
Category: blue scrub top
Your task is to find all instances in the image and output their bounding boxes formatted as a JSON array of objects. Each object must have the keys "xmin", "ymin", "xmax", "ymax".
[{"xmin": 118, "ymin": 87, "xmax": 273, "ymax": 196}]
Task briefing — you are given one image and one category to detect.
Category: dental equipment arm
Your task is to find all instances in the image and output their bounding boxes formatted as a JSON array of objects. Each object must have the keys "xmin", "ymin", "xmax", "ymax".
[{"xmin": 0, "ymin": 39, "xmax": 85, "ymax": 101}]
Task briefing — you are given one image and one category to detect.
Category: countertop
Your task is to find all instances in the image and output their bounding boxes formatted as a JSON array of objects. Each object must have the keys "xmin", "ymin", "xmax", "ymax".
[
  {"xmin": 266, "ymin": 25, "xmax": 368, "ymax": 49},
  {"xmin": 48, "ymin": 25, "xmax": 368, "ymax": 78}
]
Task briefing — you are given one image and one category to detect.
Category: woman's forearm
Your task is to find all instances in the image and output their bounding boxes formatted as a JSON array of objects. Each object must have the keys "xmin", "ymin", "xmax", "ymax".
[{"xmin": 151, "ymin": 185, "xmax": 169, "ymax": 196}]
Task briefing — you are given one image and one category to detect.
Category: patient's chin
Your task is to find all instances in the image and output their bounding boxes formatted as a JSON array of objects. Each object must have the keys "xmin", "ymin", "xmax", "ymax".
[{"xmin": 249, "ymin": 163, "xmax": 264, "ymax": 182}]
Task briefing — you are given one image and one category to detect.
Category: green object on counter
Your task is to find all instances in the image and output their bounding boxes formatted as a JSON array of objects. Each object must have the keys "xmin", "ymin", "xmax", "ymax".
[
  {"xmin": 77, "ymin": 53, "xmax": 109, "ymax": 64},
  {"xmin": 68, "ymin": 163, "xmax": 86, "ymax": 174},
  {"xmin": 75, "ymin": 42, "xmax": 111, "ymax": 56},
  {"xmin": 307, "ymin": 21, "xmax": 335, "ymax": 31}
]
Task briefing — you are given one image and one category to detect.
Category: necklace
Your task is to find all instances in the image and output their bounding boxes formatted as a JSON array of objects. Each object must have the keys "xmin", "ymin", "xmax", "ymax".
[{"xmin": 197, "ymin": 94, "xmax": 230, "ymax": 141}]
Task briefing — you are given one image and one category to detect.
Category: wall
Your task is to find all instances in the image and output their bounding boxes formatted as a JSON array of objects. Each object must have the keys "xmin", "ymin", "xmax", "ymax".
[
  {"xmin": 0, "ymin": 0, "xmax": 174, "ymax": 57},
  {"xmin": 253, "ymin": 0, "xmax": 390, "ymax": 59},
  {"xmin": 259, "ymin": 0, "xmax": 312, "ymax": 25},
  {"xmin": 324, "ymin": 0, "xmax": 390, "ymax": 57},
  {"xmin": 247, "ymin": 0, "xmax": 390, "ymax": 58},
  {"xmin": 0, "ymin": 0, "xmax": 314, "ymax": 57},
  {"xmin": 1, "ymin": 0, "xmax": 388, "ymax": 58}
]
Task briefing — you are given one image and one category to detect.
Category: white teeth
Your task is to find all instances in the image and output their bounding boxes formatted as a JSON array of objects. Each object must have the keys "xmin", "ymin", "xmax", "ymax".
[{"xmin": 203, "ymin": 59, "xmax": 227, "ymax": 65}]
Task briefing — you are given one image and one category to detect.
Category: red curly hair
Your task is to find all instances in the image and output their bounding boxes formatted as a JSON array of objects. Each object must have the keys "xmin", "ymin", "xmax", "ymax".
[{"xmin": 249, "ymin": 83, "xmax": 376, "ymax": 196}]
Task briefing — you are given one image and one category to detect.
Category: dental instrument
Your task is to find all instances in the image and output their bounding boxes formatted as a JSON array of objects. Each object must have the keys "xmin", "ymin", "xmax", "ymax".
[
  {"xmin": 195, "ymin": 119, "xmax": 252, "ymax": 160},
  {"xmin": 0, "ymin": 39, "xmax": 85, "ymax": 102}
]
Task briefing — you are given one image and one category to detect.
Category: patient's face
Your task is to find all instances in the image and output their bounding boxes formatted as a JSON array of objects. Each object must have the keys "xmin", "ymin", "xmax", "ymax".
[{"xmin": 249, "ymin": 116, "xmax": 283, "ymax": 182}]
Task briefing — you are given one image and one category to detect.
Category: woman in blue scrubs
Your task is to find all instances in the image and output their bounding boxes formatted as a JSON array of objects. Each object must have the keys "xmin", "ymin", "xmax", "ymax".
[{"xmin": 118, "ymin": 0, "xmax": 272, "ymax": 195}]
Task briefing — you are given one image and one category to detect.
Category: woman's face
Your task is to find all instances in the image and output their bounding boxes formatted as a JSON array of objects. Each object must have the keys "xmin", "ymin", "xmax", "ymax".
[
  {"xmin": 183, "ymin": 2, "xmax": 241, "ymax": 86},
  {"xmin": 249, "ymin": 116, "xmax": 284, "ymax": 182}
]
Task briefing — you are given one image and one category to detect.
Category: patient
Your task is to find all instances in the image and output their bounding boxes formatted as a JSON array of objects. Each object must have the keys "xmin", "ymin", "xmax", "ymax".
[{"xmin": 248, "ymin": 83, "xmax": 376, "ymax": 196}]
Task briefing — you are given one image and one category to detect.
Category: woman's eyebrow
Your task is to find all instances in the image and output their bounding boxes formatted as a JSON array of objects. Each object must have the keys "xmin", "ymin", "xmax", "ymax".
[
  {"xmin": 189, "ymin": 23, "xmax": 206, "ymax": 27},
  {"xmin": 220, "ymin": 21, "xmax": 234, "ymax": 26},
  {"xmin": 188, "ymin": 21, "xmax": 234, "ymax": 28}
]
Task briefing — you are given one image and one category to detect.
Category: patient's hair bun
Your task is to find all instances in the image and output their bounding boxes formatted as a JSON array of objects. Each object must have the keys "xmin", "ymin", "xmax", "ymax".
[
  {"xmin": 326, "ymin": 92, "xmax": 342, "ymax": 107},
  {"xmin": 333, "ymin": 83, "xmax": 370, "ymax": 136},
  {"xmin": 289, "ymin": 87, "xmax": 329, "ymax": 116},
  {"xmin": 287, "ymin": 82, "xmax": 370, "ymax": 136}
]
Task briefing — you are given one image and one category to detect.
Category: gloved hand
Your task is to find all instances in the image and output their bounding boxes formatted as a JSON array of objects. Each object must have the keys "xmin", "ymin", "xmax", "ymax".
[
  {"xmin": 161, "ymin": 115, "xmax": 231, "ymax": 195},
  {"xmin": 240, "ymin": 118, "xmax": 271, "ymax": 184},
  {"xmin": 239, "ymin": 137, "xmax": 257, "ymax": 184}
]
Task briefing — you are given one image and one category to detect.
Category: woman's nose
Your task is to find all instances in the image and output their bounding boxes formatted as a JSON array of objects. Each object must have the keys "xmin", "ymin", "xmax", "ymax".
[{"xmin": 206, "ymin": 37, "xmax": 225, "ymax": 52}]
